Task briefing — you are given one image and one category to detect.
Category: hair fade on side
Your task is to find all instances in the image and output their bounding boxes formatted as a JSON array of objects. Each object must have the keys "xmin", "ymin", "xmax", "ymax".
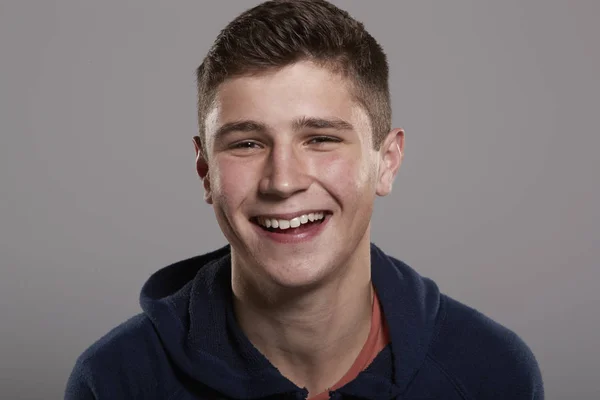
[{"xmin": 196, "ymin": 0, "xmax": 391, "ymax": 154}]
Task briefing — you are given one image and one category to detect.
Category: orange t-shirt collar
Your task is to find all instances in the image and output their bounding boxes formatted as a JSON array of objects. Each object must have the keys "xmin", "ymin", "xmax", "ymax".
[{"xmin": 309, "ymin": 290, "xmax": 390, "ymax": 399}]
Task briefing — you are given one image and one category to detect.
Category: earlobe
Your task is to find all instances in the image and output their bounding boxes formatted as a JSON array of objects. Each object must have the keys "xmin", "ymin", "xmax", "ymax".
[
  {"xmin": 193, "ymin": 136, "xmax": 213, "ymax": 204},
  {"xmin": 376, "ymin": 128, "xmax": 404, "ymax": 197}
]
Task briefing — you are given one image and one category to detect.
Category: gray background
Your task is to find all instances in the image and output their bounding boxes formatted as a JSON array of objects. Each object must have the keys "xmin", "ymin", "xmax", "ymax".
[{"xmin": 1, "ymin": 1, "xmax": 598, "ymax": 399}]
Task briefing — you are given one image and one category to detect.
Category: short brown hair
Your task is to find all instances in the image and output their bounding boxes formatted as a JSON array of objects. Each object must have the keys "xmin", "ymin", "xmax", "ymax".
[{"xmin": 196, "ymin": 0, "xmax": 391, "ymax": 154}]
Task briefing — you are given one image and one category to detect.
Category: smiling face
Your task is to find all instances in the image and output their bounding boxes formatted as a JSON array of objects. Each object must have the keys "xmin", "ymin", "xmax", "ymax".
[{"xmin": 195, "ymin": 61, "xmax": 403, "ymax": 290}]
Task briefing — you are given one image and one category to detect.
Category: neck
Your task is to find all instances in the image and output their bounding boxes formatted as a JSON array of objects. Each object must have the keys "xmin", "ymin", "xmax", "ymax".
[{"xmin": 231, "ymin": 244, "xmax": 373, "ymax": 396}]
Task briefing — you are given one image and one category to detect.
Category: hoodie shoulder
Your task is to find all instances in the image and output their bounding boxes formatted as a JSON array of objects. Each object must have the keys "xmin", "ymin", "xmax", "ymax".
[
  {"xmin": 427, "ymin": 295, "xmax": 544, "ymax": 400},
  {"xmin": 65, "ymin": 314, "xmax": 181, "ymax": 400}
]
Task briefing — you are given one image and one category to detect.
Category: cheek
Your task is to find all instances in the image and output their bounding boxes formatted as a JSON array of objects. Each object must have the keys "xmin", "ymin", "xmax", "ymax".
[
  {"xmin": 211, "ymin": 158, "xmax": 258, "ymax": 209},
  {"xmin": 314, "ymin": 152, "xmax": 375, "ymax": 199}
]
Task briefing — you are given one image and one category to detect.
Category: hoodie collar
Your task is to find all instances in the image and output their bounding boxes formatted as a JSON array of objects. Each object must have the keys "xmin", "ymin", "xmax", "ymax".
[
  {"xmin": 140, "ymin": 244, "xmax": 441, "ymax": 399},
  {"xmin": 367, "ymin": 244, "xmax": 441, "ymax": 394}
]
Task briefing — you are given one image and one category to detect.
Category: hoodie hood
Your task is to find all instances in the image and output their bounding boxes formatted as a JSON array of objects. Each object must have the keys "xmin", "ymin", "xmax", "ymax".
[{"xmin": 139, "ymin": 244, "xmax": 441, "ymax": 399}]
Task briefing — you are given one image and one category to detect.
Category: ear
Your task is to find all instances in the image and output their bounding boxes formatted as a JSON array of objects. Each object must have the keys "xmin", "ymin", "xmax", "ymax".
[
  {"xmin": 376, "ymin": 128, "xmax": 405, "ymax": 197},
  {"xmin": 193, "ymin": 136, "xmax": 213, "ymax": 204}
]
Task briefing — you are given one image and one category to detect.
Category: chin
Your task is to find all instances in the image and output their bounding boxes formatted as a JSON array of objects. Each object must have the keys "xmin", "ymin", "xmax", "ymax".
[{"xmin": 257, "ymin": 254, "xmax": 335, "ymax": 289}]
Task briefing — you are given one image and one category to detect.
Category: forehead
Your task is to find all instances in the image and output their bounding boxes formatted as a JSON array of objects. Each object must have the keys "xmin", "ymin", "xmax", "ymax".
[{"xmin": 205, "ymin": 61, "xmax": 370, "ymax": 135}]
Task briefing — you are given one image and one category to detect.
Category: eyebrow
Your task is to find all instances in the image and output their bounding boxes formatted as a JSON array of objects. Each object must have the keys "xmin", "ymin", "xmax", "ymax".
[
  {"xmin": 292, "ymin": 116, "xmax": 355, "ymax": 132},
  {"xmin": 214, "ymin": 120, "xmax": 268, "ymax": 141},
  {"xmin": 214, "ymin": 116, "xmax": 355, "ymax": 141}
]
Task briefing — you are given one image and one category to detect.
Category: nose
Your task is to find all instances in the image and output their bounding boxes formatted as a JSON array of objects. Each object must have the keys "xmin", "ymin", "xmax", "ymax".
[{"xmin": 259, "ymin": 144, "xmax": 312, "ymax": 198}]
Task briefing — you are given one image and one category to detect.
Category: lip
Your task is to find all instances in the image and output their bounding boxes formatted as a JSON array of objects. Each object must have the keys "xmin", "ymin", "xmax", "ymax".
[
  {"xmin": 251, "ymin": 213, "xmax": 332, "ymax": 244},
  {"xmin": 250, "ymin": 210, "xmax": 331, "ymax": 221}
]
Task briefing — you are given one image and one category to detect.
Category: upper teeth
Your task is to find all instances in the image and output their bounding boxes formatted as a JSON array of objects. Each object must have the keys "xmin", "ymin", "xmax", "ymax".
[{"xmin": 257, "ymin": 212, "xmax": 325, "ymax": 230}]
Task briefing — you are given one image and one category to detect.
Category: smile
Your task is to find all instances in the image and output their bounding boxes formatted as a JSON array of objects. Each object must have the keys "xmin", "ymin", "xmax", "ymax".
[
  {"xmin": 250, "ymin": 211, "xmax": 331, "ymax": 243},
  {"xmin": 255, "ymin": 212, "xmax": 325, "ymax": 230}
]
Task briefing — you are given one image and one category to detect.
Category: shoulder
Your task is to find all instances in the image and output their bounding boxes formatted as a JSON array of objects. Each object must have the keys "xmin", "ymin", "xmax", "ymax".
[
  {"xmin": 76, "ymin": 314, "xmax": 160, "ymax": 367},
  {"xmin": 428, "ymin": 295, "xmax": 544, "ymax": 400},
  {"xmin": 65, "ymin": 314, "xmax": 178, "ymax": 399}
]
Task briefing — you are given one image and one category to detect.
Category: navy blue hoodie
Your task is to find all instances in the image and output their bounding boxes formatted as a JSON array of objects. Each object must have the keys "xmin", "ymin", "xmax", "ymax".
[{"xmin": 65, "ymin": 244, "xmax": 544, "ymax": 399}]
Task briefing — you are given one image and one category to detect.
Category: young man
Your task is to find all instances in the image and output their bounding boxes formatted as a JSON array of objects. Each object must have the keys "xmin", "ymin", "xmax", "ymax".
[{"xmin": 65, "ymin": 1, "xmax": 544, "ymax": 399}]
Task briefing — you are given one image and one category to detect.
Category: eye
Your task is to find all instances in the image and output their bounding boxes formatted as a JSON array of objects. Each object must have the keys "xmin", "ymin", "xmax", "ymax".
[
  {"xmin": 307, "ymin": 136, "xmax": 342, "ymax": 145},
  {"xmin": 230, "ymin": 140, "xmax": 262, "ymax": 150}
]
